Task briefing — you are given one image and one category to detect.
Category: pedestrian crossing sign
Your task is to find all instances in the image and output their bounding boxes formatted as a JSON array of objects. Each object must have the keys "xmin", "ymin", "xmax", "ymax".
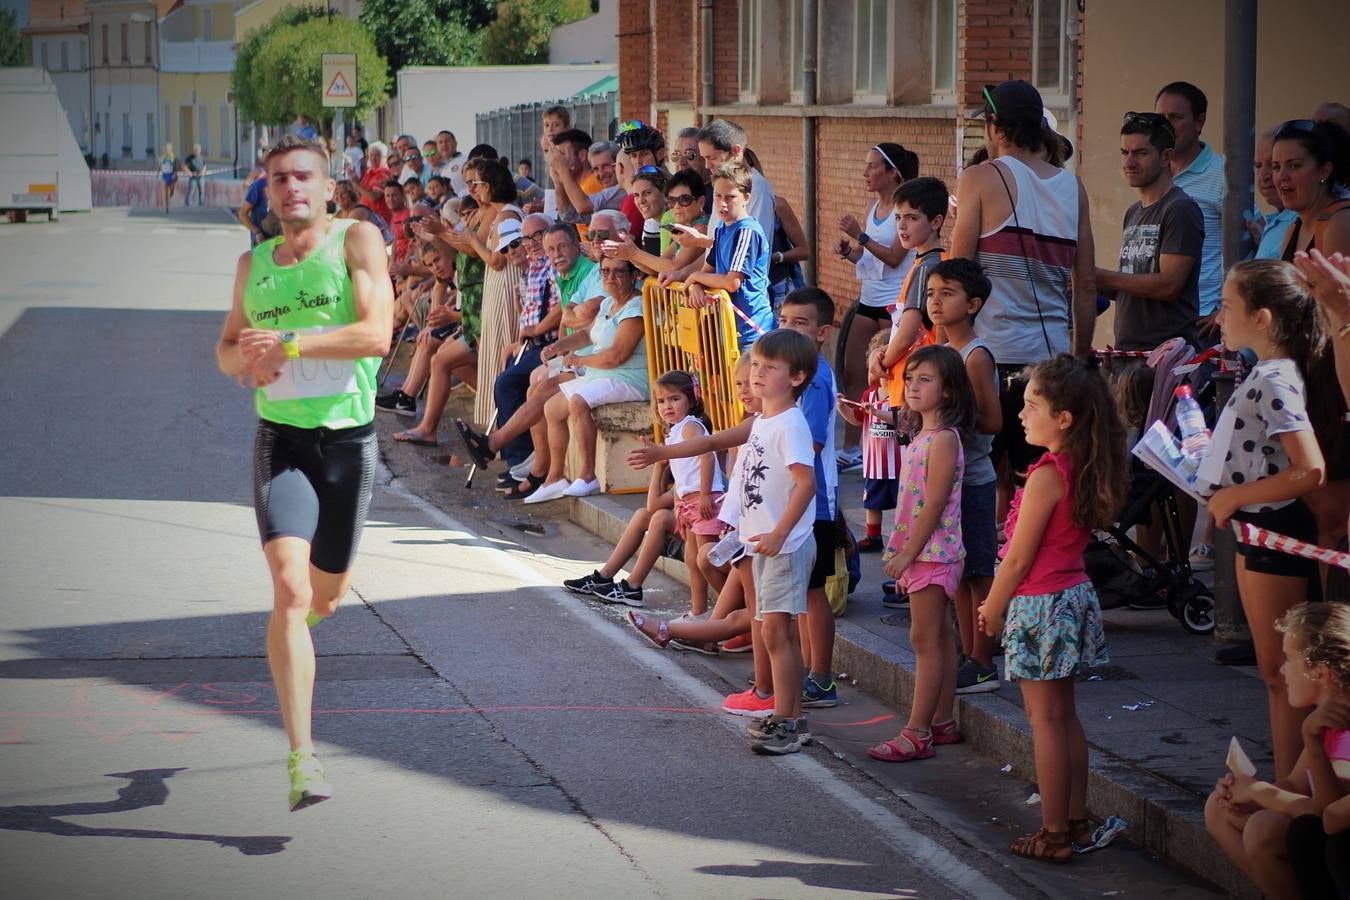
[{"xmin": 322, "ymin": 53, "xmax": 357, "ymax": 108}]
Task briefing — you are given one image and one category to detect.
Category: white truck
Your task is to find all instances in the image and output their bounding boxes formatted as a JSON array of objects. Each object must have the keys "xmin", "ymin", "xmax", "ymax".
[{"xmin": 0, "ymin": 68, "xmax": 92, "ymax": 222}]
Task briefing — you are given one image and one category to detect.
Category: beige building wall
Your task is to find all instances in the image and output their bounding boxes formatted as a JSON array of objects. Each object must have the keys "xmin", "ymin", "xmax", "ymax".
[{"xmin": 1081, "ymin": 0, "xmax": 1350, "ymax": 272}]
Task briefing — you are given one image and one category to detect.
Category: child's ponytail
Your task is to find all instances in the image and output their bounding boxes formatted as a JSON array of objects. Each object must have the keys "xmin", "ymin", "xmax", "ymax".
[{"xmin": 1226, "ymin": 260, "xmax": 1327, "ymax": 380}]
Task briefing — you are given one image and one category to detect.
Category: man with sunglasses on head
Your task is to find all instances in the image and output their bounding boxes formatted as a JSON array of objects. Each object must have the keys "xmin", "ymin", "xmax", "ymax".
[
  {"xmin": 672, "ymin": 126, "xmax": 714, "ymax": 210},
  {"xmin": 1097, "ymin": 112, "xmax": 1203, "ymax": 351},
  {"xmin": 1155, "ymin": 82, "xmax": 1225, "ymax": 335}
]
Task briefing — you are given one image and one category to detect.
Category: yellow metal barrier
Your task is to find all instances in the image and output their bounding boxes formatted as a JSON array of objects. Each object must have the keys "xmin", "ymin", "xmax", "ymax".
[{"xmin": 641, "ymin": 279, "xmax": 745, "ymax": 441}]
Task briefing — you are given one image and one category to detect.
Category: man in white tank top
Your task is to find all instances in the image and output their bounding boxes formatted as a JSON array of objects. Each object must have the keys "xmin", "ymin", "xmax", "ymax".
[{"xmin": 950, "ymin": 80, "xmax": 1097, "ymax": 477}]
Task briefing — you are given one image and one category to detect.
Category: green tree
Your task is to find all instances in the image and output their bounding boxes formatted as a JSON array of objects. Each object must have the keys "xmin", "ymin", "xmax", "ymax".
[
  {"xmin": 232, "ymin": 5, "xmax": 329, "ymax": 124},
  {"xmin": 478, "ymin": 0, "xmax": 591, "ymax": 66},
  {"xmin": 359, "ymin": 0, "xmax": 494, "ymax": 74},
  {"xmin": 233, "ymin": 13, "xmax": 390, "ymax": 126},
  {"xmin": 0, "ymin": 8, "xmax": 26, "ymax": 66}
]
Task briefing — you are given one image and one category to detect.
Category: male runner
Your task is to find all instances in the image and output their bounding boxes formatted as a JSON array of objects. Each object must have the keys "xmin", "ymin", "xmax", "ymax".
[{"xmin": 216, "ymin": 134, "xmax": 393, "ymax": 810}]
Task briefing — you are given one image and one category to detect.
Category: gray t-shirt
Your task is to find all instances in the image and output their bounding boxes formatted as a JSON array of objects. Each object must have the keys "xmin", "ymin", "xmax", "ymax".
[
  {"xmin": 1112, "ymin": 185, "xmax": 1203, "ymax": 350},
  {"xmin": 956, "ymin": 338, "xmax": 998, "ymax": 487}
]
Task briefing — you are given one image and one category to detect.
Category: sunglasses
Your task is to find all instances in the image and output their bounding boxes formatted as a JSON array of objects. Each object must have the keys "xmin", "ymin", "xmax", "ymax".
[
  {"xmin": 670, "ymin": 150, "xmax": 699, "ymax": 162},
  {"xmin": 505, "ymin": 238, "xmax": 524, "ymax": 250},
  {"xmin": 590, "ymin": 229, "xmax": 612, "ymax": 242},
  {"xmin": 1123, "ymin": 111, "xmax": 1175, "ymax": 137},
  {"xmin": 982, "ymin": 84, "xmax": 998, "ymax": 118},
  {"xmin": 666, "ymin": 193, "xmax": 699, "ymax": 207},
  {"xmin": 1275, "ymin": 119, "xmax": 1317, "ymax": 139},
  {"xmin": 469, "ymin": 180, "xmax": 487, "ymax": 187},
  {"xmin": 634, "ymin": 165, "xmax": 662, "ymax": 176},
  {"xmin": 599, "ymin": 267, "xmax": 631, "ymax": 277}
]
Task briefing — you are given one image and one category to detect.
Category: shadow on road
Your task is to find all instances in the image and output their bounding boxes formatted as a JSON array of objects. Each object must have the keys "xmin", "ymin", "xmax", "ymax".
[{"xmin": 0, "ymin": 768, "xmax": 290, "ymax": 856}]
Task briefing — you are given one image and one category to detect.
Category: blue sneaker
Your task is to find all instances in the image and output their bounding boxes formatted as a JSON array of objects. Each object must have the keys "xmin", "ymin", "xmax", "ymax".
[{"xmin": 801, "ymin": 675, "xmax": 838, "ymax": 708}]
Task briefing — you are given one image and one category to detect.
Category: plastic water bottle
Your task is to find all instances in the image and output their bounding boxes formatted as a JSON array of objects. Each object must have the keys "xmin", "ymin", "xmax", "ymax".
[{"xmin": 1174, "ymin": 385, "xmax": 1210, "ymax": 458}]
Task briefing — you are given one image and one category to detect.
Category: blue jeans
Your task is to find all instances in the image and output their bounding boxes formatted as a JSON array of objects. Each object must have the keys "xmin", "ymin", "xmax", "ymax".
[
  {"xmin": 493, "ymin": 341, "xmax": 545, "ymax": 467},
  {"xmin": 185, "ymin": 175, "xmax": 204, "ymax": 206}
]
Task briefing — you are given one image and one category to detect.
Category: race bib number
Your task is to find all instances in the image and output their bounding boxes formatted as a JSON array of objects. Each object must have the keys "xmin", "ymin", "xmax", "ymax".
[{"xmin": 262, "ymin": 326, "xmax": 358, "ymax": 402}]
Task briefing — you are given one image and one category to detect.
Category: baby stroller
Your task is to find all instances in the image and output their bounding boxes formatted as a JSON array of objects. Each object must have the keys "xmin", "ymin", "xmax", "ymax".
[{"xmin": 1085, "ymin": 341, "xmax": 1219, "ymax": 635}]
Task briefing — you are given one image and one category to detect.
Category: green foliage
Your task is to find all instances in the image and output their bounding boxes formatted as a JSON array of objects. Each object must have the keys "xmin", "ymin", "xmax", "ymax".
[
  {"xmin": 359, "ymin": 0, "xmax": 494, "ymax": 73},
  {"xmin": 0, "ymin": 8, "xmax": 26, "ymax": 66},
  {"xmin": 478, "ymin": 0, "xmax": 592, "ymax": 66},
  {"xmin": 233, "ymin": 12, "xmax": 390, "ymax": 125}
]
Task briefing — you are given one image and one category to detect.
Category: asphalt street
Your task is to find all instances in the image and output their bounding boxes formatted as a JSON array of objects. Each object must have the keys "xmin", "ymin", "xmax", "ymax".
[{"xmin": 0, "ymin": 207, "xmax": 1215, "ymax": 900}]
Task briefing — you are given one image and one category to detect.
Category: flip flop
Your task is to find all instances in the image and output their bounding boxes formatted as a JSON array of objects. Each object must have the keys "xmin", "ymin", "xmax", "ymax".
[
  {"xmin": 627, "ymin": 611, "xmax": 669, "ymax": 649},
  {"xmin": 393, "ymin": 430, "xmax": 438, "ymax": 447},
  {"xmin": 454, "ymin": 418, "xmax": 496, "ymax": 467}
]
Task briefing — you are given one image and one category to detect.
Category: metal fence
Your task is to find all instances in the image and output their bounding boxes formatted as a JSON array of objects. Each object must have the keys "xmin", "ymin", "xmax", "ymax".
[{"xmin": 475, "ymin": 92, "xmax": 616, "ymax": 190}]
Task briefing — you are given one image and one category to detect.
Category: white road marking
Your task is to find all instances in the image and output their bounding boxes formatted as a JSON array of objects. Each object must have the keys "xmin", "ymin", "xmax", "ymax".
[{"xmin": 381, "ymin": 473, "xmax": 1018, "ymax": 900}]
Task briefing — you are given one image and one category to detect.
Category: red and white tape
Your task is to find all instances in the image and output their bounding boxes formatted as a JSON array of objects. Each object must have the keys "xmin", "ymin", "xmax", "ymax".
[
  {"xmin": 1232, "ymin": 522, "xmax": 1350, "ymax": 570},
  {"xmin": 1093, "ymin": 348, "xmax": 1151, "ymax": 359}
]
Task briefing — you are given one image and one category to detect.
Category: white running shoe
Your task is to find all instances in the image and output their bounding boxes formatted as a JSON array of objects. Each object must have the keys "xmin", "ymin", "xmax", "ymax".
[
  {"xmin": 562, "ymin": 477, "xmax": 600, "ymax": 497},
  {"xmin": 523, "ymin": 479, "xmax": 571, "ymax": 504},
  {"xmin": 1188, "ymin": 544, "xmax": 1214, "ymax": 572}
]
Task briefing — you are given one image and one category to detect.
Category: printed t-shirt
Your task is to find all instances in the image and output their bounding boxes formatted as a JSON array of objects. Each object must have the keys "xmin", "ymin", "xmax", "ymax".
[
  {"xmin": 738, "ymin": 406, "xmax": 816, "ymax": 556},
  {"xmin": 1112, "ymin": 185, "xmax": 1203, "ymax": 350},
  {"xmin": 860, "ymin": 386, "xmax": 899, "ymax": 480}
]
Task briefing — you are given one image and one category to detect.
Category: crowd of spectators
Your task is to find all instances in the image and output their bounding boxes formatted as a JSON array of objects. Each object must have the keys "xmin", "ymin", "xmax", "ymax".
[{"xmin": 244, "ymin": 84, "xmax": 1350, "ymax": 886}]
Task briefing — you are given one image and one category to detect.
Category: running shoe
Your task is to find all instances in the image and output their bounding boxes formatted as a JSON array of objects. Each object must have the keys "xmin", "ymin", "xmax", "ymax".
[
  {"xmin": 1188, "ymin": 543, "xmax": 1215, "ymax": 572},
  {"xmin": 954, "ymin": 658, "xmax": 1000, "ymax": 694},
  {"xmin": 720, "ymin": 632, "xmax": 753, "ymax": 653},
  {"xmin": 508, "ymin": 452, "xmax": 536, "ymax": 480},
  {"xmin": 722, "ymin": 687, "xmax": 775, "ymax": 717},
  {"xmin": 593, "ymin": 579, "xmax": 644, "ymax": 607},
  {"xmin": 751, "ymin": 718, "xmax": 803, "ymax": 755},
  {"xmin": 375, "ymin": 390, "xmax": 416, "ymax": 417},
  {"xmin": 287, "ymin": 750, "xmax": 333, "ymax": 811},
  {"xmin": 801, "ymin": 675, "xmax": 838, "ymax": 708},
  {"xmin": 305, "ymin": 611, "xmax": 323, "ymax": 629},
  {"xmin": 747, "ymin": 715, "xmax": 812, "ymax": 744},
  {"xmin": 856, "ymin": 535, "xmax": 884, "ymax": 553},
  {"xmin": 563, "ymin": 569, "xmax": 612, "ymax": 595},
  {"xmin": 836, "ymin": 448, "xmax": 863, "ymax": 472}
]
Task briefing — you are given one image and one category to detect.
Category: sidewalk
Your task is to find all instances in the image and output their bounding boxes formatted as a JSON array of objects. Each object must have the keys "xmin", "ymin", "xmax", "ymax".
[{"xmin": 569, "ymin": 464, "xmax": 1269, "ymax": 898}]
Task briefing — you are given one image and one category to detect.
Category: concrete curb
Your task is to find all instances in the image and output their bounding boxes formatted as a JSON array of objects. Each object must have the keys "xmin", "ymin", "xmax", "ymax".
[{"xmin": 568, "ymin": 492, "xmax": 1252, "ymax": 899}]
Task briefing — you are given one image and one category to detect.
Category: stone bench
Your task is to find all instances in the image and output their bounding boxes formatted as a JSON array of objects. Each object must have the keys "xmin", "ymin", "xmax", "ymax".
[{"xmin": 565, "ymin": 400, "xmax": 653, "ymax": 494}]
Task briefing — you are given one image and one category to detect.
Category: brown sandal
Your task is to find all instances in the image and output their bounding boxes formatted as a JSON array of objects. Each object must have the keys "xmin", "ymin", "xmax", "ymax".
[{"xmin": 1010, "ymin": 828, "xmax": 1073, "ymax": 863}]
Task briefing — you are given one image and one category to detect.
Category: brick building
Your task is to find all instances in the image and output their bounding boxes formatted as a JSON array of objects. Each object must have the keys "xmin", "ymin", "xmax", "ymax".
[{"xmin": 615, "ymin": 0, "xmax": 1349, "ymax": 332}]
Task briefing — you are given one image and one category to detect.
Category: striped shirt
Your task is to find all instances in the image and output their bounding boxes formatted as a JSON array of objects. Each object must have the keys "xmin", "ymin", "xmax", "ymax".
[
  {"xmin": 973, "ymin": 156, "xmax": 1079, "ymax": 365},
  {"xmin": 1172, "ymin": 142, "xmax": 1226, "ymax": 315},
  {"xmin": 861, "ymin": 386, "xmax": 900, "ymax": 480}
]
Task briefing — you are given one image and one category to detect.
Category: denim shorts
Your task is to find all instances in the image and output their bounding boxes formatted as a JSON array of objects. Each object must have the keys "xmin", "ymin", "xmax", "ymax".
[{"xmin": 960, "ymin": 479, "xmax": 997, "ymax": 580}]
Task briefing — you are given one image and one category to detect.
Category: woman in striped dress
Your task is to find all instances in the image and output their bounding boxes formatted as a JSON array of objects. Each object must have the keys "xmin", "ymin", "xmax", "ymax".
[{"xmin": 453, "ymin": 159, "xmax": 525, "ymax": 426}]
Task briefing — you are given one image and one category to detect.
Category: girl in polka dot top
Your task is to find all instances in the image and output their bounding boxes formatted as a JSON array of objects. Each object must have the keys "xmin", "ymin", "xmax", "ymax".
[{"xmin": 1207, "ymin": 259, "xmax": 1328, "ymax": 781}]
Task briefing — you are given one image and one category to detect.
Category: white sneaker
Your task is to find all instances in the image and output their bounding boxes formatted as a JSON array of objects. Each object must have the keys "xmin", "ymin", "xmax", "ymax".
[
  {"xmin": 1189, "ymin": 544, "xmax": 1214, "ymax": 571},
  {"xmin": 562, "ymin": 477, "xmax": 601, "ymax": 497},
  {"xmin": 522, "ymin": 479, "xmax": 571, "ymax": 504},
  {"xmin": 508, "ymin": 452, "xmax": 536, "ymax": 481}
]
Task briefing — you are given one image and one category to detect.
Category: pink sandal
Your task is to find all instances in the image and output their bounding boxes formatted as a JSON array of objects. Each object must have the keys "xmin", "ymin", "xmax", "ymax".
[
  {"xmin": 866, "ymin": 727, "xmax": 936, "ymax": 762},
  {"xmin": 627, "ymin": 612, "xmax": 669, "ymax": 649},
  {"xmin": 932, "ymin": 719, "xmax": 963, "ymax": 745}
]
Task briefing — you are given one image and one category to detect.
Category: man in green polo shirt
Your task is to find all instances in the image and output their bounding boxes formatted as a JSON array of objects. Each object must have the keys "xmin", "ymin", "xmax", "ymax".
[{"xmin": 216, "ymin": 134, "xmax": 393, "ymax": 811}]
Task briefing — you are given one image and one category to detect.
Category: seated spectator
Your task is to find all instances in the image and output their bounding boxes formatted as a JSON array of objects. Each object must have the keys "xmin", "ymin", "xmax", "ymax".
[
  {"xmin": 1205, "ymin": 602, "xmax": 1350, "ymax": 900},
  {"xmin": 376, "ymin": 242, "xmax": 460, "ymax": 417},
  {"xmin": 425, "ymin": 175, "xmax": 450, "ymax": 211},
  {"xmin": 334, "ymin": 180, "xmax": 394, "ymax": 245},
  {"xmin": 458, "ymin": 254, "xmax": 647, "ymax": 504},
  {"xmin": 1096, "ymin": 111, "xmax": 1203, "ymax": 351},
  {"xmin": 357, "ymin": 141, "xmax": 392, "ymax": 222}
]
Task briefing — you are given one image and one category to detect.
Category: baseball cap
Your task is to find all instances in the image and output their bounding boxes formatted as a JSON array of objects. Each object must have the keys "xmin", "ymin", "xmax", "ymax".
[
  {"xmin": 495, "ymin": 218, "xmax": 523, "ymax": 251},
  {"xmin": 968, "ymin": 80, "xmax": 1044, "ymax": 124}
]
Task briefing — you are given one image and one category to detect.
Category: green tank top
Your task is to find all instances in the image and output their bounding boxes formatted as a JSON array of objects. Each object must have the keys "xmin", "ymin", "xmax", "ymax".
[{"xmin": 243, "ymin": 218, "xmax": 378, "ymax": 429}]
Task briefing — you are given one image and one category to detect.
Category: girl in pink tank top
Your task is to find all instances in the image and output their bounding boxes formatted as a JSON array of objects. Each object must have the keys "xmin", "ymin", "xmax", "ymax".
[
  {"xmin": 867, "ymin": 346, "xmax": 975, "ymax": 765},
  {"xmin": 977, "ymin": 354, "xmax": 1128, "ymax": 862}
]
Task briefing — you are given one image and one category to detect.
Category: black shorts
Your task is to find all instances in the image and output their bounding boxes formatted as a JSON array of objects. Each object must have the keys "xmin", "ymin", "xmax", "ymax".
[
  {"xmin": 253, "ymin": 420, "xmax": 377, "ymax": 574},
  {"xmin": 990, "ymin": 365, "xmax": 1042, "ymax": 479},
  {"xmin": 808, "ymin": 519, "xmax": 838, "ymax": 590},
  {"xmin": 854, "ymin": 303, "xmax": 890, "ymax": 322},
  {"xmin": 1233, "ymin": 500, "xmax": 1319, "ymax": 580},
  {"xmin": 862, "ymin": 477, "xmax": 899, "ymax": 511}
]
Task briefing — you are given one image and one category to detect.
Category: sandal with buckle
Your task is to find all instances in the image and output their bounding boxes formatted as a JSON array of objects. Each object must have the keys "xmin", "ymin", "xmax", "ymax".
[
  {"xmin": 866, "ymin": 727, "xmax": 935, "ymax": 762},
  {"xmin": 1010, "ymin": 827, "xmax": 1073, "ymax": 863},
  {"xmin": 453, "ymin": 418, "xmax": 496, "ymax": 467},
  {"xmin": 627, "ymin": 612, "xmax": 669, "ymax": 648},
  {"xmin": 503, "ymin": 473, "xmax": 544, "ymax": 500},
  {"xmin": 931, "ymin": 719, "xmax": 963, "ymax": 745}
]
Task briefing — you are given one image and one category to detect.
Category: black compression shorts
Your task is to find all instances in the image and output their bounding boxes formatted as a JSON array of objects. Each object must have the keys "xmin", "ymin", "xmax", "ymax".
[{"xmin": 252, "ymin": 420, "xmax": 377, "ymax": 574}]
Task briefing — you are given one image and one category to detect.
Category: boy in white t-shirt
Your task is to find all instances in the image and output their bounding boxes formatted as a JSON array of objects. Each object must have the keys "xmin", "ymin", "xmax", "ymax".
[{"xmin": 738, "ymin": 328, "xmax": 819, "ymax": 754}]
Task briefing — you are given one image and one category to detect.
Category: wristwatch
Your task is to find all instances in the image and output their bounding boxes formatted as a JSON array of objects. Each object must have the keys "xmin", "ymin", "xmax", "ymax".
[
  {"xmin": 280, "ymin": 331, "xmax": 300, "ymax": 360},
  {"xmin": 857, "ymin": 232, "xmax": 872, "ymax": 247}
]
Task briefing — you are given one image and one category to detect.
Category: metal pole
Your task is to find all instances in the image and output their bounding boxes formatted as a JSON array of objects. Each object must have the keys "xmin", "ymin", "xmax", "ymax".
[
  {"xmin": 699, "ymin": 0, "xmax": 713, "ymax": 117},
  {"xmin": 1210, "ymin": 371, "xmax": 1248, "ymax": 645},
  {"xmin": 802, "ymin": 0, "xmax": 817, "ymax": 286},
  {"xmin": 1221, "ymin": 0, "xmax": 1257, "ymax": 268}
]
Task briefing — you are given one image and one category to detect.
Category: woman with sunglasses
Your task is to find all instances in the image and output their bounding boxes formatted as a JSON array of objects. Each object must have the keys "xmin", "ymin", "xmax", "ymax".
[{"xmin": 604, "ymin": 169, "xmax": 709, "ymax": 278}]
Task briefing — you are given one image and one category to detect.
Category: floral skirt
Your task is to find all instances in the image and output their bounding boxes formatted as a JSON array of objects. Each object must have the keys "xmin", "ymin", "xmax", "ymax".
[{"xmin": 1001, "ymin": 580, "xmax": 1108, "ymax": 681}]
